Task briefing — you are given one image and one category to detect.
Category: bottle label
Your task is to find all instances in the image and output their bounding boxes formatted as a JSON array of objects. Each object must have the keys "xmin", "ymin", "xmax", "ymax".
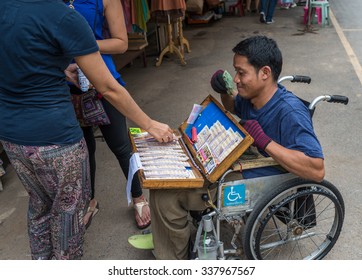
[{"xmin": 77, "ymin": 67, "xmax": 89, "ymax": 92}]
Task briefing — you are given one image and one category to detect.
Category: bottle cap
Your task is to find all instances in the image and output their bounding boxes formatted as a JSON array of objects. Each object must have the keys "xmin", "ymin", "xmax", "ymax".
[{"xmin": 203, "ymin": 216, "xmax": 213, "ymax": 232}]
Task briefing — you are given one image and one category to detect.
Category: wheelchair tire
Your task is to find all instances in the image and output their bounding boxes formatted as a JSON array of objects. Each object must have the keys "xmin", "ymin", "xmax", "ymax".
[{"xmin": 242, "ymin": 178, "xmax": 344, "ymax": 260}]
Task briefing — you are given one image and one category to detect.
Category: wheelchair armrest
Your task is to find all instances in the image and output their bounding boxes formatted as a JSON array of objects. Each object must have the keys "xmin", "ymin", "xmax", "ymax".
[{"xmin": 232, "ymin": 156, "xmax": 279, "ymax": 171}]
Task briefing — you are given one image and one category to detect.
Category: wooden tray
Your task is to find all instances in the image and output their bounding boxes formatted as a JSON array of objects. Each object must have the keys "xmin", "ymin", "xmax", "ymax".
[
  {"xmin": 129, "ymin": 95, "xmax": 253, "ymax": 189},
  {"xmin": 179, "ymin": 95, "xmax": 254, "ymax": 183},
  {"xmin": 129, "ymin": 129, "xmax": 205, "ymax": 189}
]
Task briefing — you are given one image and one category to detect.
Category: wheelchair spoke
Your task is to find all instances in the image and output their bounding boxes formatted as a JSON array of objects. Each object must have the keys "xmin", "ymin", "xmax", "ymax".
[{"xmin": 243, "ymin": 180, "xmax": 344, "ymax": 260}]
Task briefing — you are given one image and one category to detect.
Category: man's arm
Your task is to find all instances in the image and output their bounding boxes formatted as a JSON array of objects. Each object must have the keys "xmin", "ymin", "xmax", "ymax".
[
  {"xmin": 243, "ymin": 120, "xmax": 325, "ymax": 182},
  {"xmin": 265, "ymin": 141, "xmax": 325, "ymax": 182},
  {"xmin": 210, "ymin": 70, "xmax": 325, "ymax": 181},
  {"xmin": 220, "ymin": 94, "xmax": 236, "ymax": 114}
]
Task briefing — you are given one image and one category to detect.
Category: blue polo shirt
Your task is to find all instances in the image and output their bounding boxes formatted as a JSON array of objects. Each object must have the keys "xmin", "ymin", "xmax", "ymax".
[
  {"xmin": 234, "ymin": 84, "xmax": 324, "ymax": 178},
  {"xmin": 0, "ymin": 0, "xmax": 99, "ymax": 146}
]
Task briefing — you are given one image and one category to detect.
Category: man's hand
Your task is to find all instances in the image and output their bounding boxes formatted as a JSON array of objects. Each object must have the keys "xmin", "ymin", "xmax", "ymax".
[
  {"xmin": 210, "ymin": 69, "xmax": 235, "ymax": 95},
  {"xmin": 243, "ymin": 120, "xmax": 272, "ymax": 150},
  {"xmin": 210, "ymin": 69, "xmax": 227, "ymax": 94},
  {"xmin": 64, "ymin": 63, "xmax": 79, "ymax": 87}
]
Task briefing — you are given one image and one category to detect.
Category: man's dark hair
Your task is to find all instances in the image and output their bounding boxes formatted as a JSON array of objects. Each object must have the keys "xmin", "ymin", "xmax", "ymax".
[{"xmin": 232, "ymin": 36, "xmax": 283, "ymax": 82}]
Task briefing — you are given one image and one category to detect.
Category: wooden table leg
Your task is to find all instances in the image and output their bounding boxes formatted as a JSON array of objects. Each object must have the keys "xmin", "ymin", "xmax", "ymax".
[
  {"xmin": 155, "ymin": 14, "xmax": 186, "ymax": 67},
  {"xmin": 177, "ymin": 17, "xmax": 190, "ymax": 54}
]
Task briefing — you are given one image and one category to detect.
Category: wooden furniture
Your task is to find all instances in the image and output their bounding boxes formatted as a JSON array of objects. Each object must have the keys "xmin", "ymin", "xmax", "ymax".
[
  {"xmin": 179, "ymin": 95, "xmax": 253, "ymax": 183},
  {"xmin": 232, "ymin": 153, "xmax": 279, "ymax": 171},
  {"xmin": 113, "ymin": 33, "xmax": 148, "ymax": 70},
  {"xmin": 151, "ymin": 0, "xmax": 190, "ymax": 66},
  {"xmin": 176, "ymin": 17, "xmax": 191, "ymax": 55},
  {"xmin": 129, "ymin": 130, "xmax": 205, "ymax": 189},
  {"xmin": 155, "ymin": 14, "xmax": 187, "ymax": 66}
]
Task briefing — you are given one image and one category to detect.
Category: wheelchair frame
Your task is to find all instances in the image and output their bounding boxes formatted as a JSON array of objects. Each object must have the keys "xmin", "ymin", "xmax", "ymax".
[{"xmin": 193, "ymin": 75, "xmax": 348, "ymax": 260}]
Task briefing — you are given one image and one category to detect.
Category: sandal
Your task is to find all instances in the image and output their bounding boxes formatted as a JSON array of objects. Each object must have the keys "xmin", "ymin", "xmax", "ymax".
[
  {"xmin": 133, "ymin": 196, "xmax": 151, "ymax": 230},
  {"xmin": 84, "ymin": 201, "xmax": 99, "ymax": 229}
]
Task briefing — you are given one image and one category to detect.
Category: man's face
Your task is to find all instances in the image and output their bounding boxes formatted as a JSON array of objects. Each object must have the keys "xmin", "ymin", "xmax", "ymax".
[{"xmin": 232, "ymin": 54, "xmax": 263, "ymax": 100}]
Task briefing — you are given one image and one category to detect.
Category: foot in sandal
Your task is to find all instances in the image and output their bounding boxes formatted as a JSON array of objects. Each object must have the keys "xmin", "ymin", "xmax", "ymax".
[
  {"xmin": 133, "ymin": 195, "xmax": 151, "ymax": 229},
  {"xmin": 84, "ymin": 199, "xmax": 99, "ymax": 229}
]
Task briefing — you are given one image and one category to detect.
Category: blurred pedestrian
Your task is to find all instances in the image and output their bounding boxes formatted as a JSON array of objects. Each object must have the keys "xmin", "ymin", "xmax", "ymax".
[
  {"xmin": 260, "ymin": 0, "xmax": 278, "ymax": 24},
  {"xmin": 246, "ymin": 0, "xmax": 260, "ymax": 13},
  {"xmin": 280, "ymin": 0, "xmax": 297, "ymax": 9}
]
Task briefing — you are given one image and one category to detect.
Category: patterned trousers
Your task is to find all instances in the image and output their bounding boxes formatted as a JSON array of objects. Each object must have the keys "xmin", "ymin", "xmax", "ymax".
[{"xmin": 1, "ymin": 139, "xmax": 90, "ymax": 260}]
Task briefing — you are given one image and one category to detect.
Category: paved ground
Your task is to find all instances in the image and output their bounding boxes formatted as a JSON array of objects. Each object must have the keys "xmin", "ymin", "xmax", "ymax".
[{"xmin": 1, "ymin": 3, "xmax": 362, "ymax": 260}]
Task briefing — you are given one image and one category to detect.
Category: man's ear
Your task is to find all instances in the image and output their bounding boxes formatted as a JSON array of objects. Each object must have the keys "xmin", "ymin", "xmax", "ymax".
[{"xmin": 260, "ymin": 66, "xmax": 272, "ymax": 80}]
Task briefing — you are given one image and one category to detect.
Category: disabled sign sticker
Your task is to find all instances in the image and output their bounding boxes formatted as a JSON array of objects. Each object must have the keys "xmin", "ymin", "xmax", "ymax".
[{"xmin": 223, "ymin": 184, "xmax": 246, "ymax": 207}]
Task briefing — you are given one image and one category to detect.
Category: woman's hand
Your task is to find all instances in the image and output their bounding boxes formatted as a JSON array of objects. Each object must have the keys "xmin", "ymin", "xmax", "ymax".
[
  {"xmin": 64, "ymin": 63, "xmax": 79, "ymax": 86},
  {"xmin": 146, "ymin": 120, "xmax": 175, "ymax": 143}
]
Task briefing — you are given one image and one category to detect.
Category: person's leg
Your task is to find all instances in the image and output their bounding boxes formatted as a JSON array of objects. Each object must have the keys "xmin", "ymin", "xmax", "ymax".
[
  {"xmin": 81, "ymin": 126, "xmax": 98, "ymax": 227},
  {"xmin": 49, "ymin": 139, "xmax": 90, "ymax": 259},
  {"xmin": 99, "ymin": 98, "xmax": 150, "ymax": 228},
  {"xmin": 82, "ymin": 126, "xmax": 96, "ymax": 199},
  {"xmin": 266, "ymin": 0, "xmax": 278, "ymax": 22},
  {"xmin": 69, "ymin": 85, "xmax": 98, "ymax": 226},
  {"xmin": 246, "ymin": 0, "xmax": 251, "ymax": 12},
  {"xmin": 254, "ymin": 0, "xmax": 260, "ymax": 12},
  {"xmin": 259, "ymin": 0, "xmax": 267, "ymax": 22},
  {"xmin": 2, "ymin": 141, "xmax": 53, "ymax": 259},
  {"xmin": 99, "ymin": 99, "xmax": 140, "ymax": 195},
  {"xmin": 150, "ymin": 187, "xmax": 217, "ymax": 260},
  {"xmin": 1, "ymin": 139, "xmax": 90, "ymax": 259}
]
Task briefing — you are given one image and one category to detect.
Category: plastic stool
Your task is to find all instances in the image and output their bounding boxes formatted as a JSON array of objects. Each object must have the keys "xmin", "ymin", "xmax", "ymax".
[
  {"xmin": 303, "ymin": 6, "xmax": 322, "ymax": 25},
  {"xmin": 229, "ymin": 0, "xmax": 244, "ymax": 17},
  {"xmin": 310, "ymin": 0, "xmax": 330, "ymax": 27}
]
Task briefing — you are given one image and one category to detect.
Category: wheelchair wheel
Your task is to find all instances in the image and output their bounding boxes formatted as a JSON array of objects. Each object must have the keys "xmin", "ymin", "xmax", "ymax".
[{"xmin": 243, "ymin": 178, "xmax": 344, "ymax": 260}]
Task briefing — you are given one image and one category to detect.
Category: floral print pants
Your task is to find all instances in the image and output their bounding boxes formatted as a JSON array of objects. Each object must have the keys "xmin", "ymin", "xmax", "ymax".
[{"xmin": 1, "ymin": 139, "xmax": 90, "ymax": 259}]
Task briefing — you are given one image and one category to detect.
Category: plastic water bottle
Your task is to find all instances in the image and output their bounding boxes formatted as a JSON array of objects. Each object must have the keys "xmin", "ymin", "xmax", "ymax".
[
  {"xmin": 77, "ymin": 67, "xmax": 89, "ymax": 92},
  {"xmin": 198, "ymin": 216, "xmax": 218, "ymax": 260}
]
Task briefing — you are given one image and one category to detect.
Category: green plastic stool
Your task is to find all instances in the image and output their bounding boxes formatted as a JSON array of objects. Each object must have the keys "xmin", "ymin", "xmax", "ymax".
[{"xmin": 310, "ymin": 0, "xmax": 330, "ymax": 27}]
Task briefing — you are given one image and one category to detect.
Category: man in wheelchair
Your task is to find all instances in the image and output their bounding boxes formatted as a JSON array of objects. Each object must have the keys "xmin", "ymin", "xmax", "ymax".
[{"xmin": 149, "ymin": 35, "xmax": 325, "ymax": 260}]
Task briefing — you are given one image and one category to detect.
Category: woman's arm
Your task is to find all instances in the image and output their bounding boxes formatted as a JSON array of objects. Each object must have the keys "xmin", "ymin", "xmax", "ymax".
[
  {"xmin": 75, "ymin": 52, "xmax": 174, "ymax": 142},
  {"xmin": 97, "ymin": 0, "xmax": 128, "ymax": 54}
]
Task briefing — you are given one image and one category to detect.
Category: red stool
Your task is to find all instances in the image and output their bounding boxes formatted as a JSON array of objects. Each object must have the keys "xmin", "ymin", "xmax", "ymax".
[{"xmin": 229, "ymin": 0, "xmax": 244, "ymax": 16}]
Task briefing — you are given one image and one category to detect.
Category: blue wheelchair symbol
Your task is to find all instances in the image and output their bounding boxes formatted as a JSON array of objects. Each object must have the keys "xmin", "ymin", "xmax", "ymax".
[{"xmin": 223, "ymin": 184, "xmax": 246, "ymax": 207}]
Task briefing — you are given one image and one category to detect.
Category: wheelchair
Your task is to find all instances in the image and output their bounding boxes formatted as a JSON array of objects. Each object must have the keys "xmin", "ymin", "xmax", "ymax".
[{"xmin": 192, "ymin": 75, "xmax": 349, "ymax": 260}]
